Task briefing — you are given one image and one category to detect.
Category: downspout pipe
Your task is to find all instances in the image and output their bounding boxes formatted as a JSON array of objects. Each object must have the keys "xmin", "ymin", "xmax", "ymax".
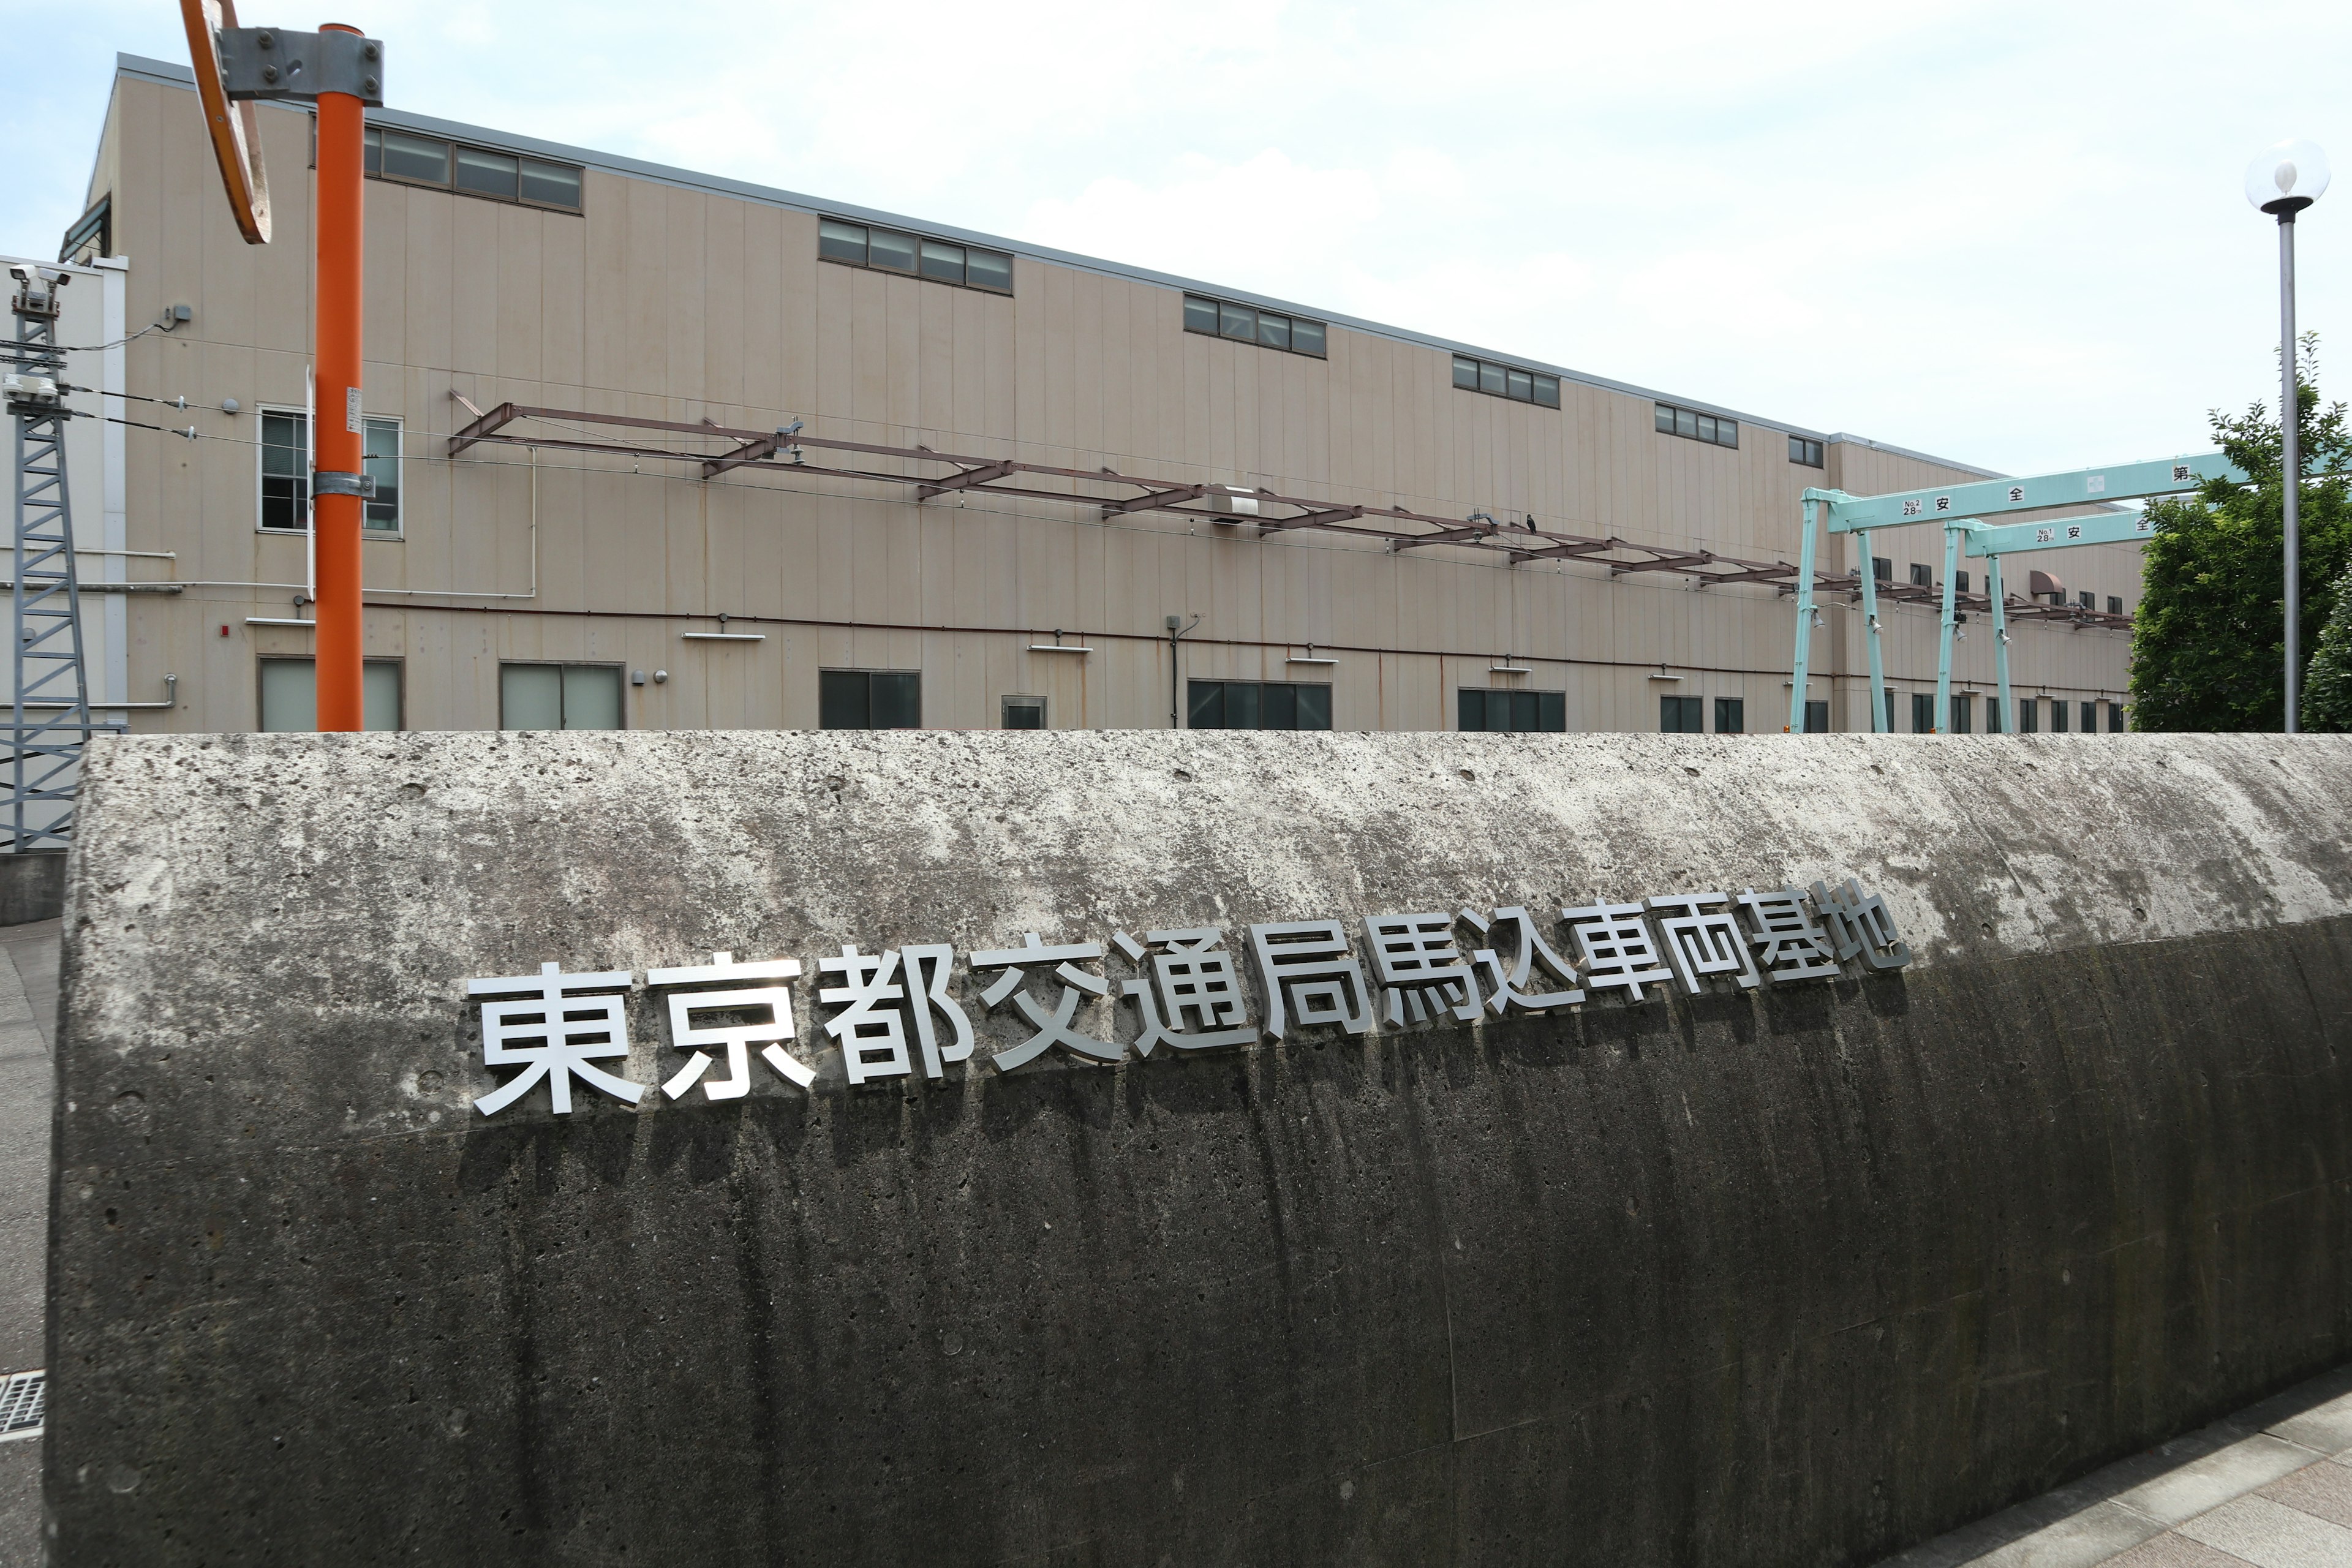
[{"xmin": 1167, "ymin": 612, "xmax": 1198, "ymax": 728}]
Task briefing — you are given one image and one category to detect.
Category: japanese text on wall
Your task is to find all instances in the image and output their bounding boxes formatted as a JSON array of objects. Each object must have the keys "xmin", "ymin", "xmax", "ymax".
[{"xmin": 465, "ymin": 878, "xmax": 1910, "ymax": 1116}]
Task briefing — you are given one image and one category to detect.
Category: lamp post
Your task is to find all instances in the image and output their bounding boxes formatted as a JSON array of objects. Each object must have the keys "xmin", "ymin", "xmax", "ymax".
[{"xmin": 2245, "ymin": 138, "xmax": 2330, "ymax": 733}]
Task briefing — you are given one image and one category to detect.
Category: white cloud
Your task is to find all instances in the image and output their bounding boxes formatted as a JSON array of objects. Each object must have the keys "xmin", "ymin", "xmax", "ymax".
[
  {"xmin": 1023, "ymin": 152, "xmax": 1386, "ymax": 284},
  {"xmin": 3, "ymin": 0, "xmax": 2346, "ymax": 472}
]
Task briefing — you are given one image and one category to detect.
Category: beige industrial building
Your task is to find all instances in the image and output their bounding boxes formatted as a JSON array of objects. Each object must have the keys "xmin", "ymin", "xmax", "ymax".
[{"xmin": 29, "ymin": 51, "xmax": 2142, "ymax": 740}]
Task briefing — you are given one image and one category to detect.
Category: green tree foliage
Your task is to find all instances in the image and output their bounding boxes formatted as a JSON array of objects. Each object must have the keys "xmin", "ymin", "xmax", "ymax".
[
  {"xmin": 2131, "ymin": 336, "xmax": 2351, "ymax": 731},
  {"xmin": 2303, "ymin": 559, "xmax": 2352, "ymax": 732}
]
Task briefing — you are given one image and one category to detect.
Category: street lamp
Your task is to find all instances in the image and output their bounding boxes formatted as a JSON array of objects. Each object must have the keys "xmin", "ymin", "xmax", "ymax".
[{"xmin": 2245, "ymin": 138, "xmax": 2330, "ymax": 733}]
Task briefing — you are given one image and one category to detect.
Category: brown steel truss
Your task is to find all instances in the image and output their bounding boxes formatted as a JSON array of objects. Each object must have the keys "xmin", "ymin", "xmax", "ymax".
[{"xmin": 445, "ymin": 398, "xmax": 2132, "ymax": 630}]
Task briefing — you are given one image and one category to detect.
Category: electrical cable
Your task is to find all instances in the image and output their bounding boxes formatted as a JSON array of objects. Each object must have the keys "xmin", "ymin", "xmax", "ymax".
[
  {"xmin": 0, "ymin": 322, "xmax": 164, "ymax": 355},
  {"xmin": 104, "ymin": 415, "xmax": 238, "ymax": 443},
  {"xmin": 57, "ymin": 383, "xmax": 247, "ymax": 411}
]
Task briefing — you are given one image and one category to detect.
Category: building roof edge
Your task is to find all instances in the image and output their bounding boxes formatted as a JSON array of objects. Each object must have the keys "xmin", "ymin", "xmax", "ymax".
[
  {"xmin": 1823, "ymin": 434, "xmax": 2005, "ymax": 481},
  {"xmin": 111, "ymin": 52, "xmax": 2005, "ymax": 481}
]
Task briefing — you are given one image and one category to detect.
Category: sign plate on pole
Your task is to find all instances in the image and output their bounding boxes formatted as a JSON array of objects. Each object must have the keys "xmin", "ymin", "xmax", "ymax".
[
  {"xmin": 179, "ymin": 0, "xmax": 273, "ymax": 245},
  {"xmin": 1964, "ymin": 512, "xmax": 2162, "ymax": 557},
  {"xmin": 1823, "ymin": 453, "xmax": 2245, "ymax": 533}
]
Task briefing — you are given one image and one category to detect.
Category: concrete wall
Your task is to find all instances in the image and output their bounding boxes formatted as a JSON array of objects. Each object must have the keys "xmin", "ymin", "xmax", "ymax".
[
  {"xmin": 42, "ymin": 729, "xmax": 2352, "ymax": 1566},
  {"xmin": 0, "ymin": 853, "xmax": 66, "ymax": 927},
  {"xmin": 87, "ymin": 59, "xmax": 2140, "ymax": 737}
]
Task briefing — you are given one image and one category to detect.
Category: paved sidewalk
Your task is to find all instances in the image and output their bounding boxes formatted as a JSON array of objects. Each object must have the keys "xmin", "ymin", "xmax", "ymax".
[
  {"xmin": 0, "ymin": 918, "xmax": 58, "ymax": 1568},
  {"xmin": 1880, "ymin": 1363, "xmax": 2352, "ymax": 1568}
]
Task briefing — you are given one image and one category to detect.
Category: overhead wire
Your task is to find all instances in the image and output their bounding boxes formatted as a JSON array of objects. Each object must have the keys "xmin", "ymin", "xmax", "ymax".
[
  {"xmin": 0, "ymin": 321, "xmax": 165, "ymax": 355},
  {"xmin": 104, "ymin": 415, "xmax": 241, "ymax": 443},
  {"xmin": 57, "ymin": 382, "xmax": 250, "ymax": 411}
]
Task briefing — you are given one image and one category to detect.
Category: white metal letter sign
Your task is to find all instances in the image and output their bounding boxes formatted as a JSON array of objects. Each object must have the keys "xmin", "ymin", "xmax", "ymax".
[{"xmin": 462, "ymin": 875, "xmax": 1913, "ymax": 1114}]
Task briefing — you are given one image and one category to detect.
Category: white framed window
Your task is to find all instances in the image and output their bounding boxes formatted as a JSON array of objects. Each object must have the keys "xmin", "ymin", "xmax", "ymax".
[
  {"xmin": 819, "ymin": 669, "xmax": 921, "ymax": 729},
  {"xmin": 500, "ymin": 663, "xmax": 625, "ymax": 730},
  {"xmin": 257, "ymin": 408, "xmax": 402, "ymax": 535},
  {"xmin": 1456, "ymin": 687, "xmax": 1563, "ymax": 733},
  {"xmin": 258, "ymin": 407, "xmax": 309, "ymax": 532},
  {"xmin": 258, "ymin": 657, "xmax": 404, "ymax": 731},
  {"xmin": 364, "ymin": 415, "xmax": 401, "ymax": 533}
]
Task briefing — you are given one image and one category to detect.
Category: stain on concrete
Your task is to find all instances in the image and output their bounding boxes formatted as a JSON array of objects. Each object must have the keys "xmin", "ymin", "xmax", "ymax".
[{"xmin": 39, "ymin": 729, "xmax": 2352, "ymax": 1566}]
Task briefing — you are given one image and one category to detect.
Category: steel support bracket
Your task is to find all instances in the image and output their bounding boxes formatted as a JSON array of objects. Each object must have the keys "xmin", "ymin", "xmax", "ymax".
[
  {"xmin": 312, "ymin": 470, "xmax": 377, "ymax": 500},
  {"xmin": 7, "ymin": 267, "xmax": 65, "ymax": 320},
  {"xmin": 917, "ymin": 459, "xmax": 1016, "ymax": 500},
  {"xmin": 3, "ymin": 375, "xmax": 66, "ymax": 416},
  {"xmin": 219, "ymin": 27, "xmax": 385, "ymax": 106},
  {"xmin": 1101, "ymin": 485, "xmax": 1203, "ymax": 518}
]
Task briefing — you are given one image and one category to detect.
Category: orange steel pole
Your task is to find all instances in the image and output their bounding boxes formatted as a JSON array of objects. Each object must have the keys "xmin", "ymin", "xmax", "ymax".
[{"xmin": 312, "ymin": 23, "xmax": 366, "ymax": 731}]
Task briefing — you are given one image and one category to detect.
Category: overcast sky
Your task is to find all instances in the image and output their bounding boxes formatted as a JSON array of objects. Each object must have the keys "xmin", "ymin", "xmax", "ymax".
[{"xmin": 1, "ymin": 1, "xmax": 2343, "ymax": 475}]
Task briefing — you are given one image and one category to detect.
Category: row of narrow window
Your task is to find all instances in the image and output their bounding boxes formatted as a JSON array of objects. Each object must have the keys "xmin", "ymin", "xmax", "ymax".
[
  {"xmin": 1901, "ymin": 694, "xmax": 2126, "ymax": 733},
  {"xmin": 255, "ymin": 660, "xmax": 2124, "ymax": 736},
  {"xmin": 804, "ymin": 228, "xmax": 1842, "ymax": 474},
  {"xmin": 1656, "ymin": 401, "xmax": 1738, "ymax": 449},
  {"xmin": 363, "ymin": 127, "xmax": 581, "ymax": 210},
  {"xmin": 1658, "ymin": 696, "xmax": 1744, "ymax": 732},
  {"xmin": 1453, "ymin": 356, "xmax": 1561, "ymax": 407},
  {"xmin": 1659, "ymin": 695, "xmax": 2120, "ymax": 732},
  {"xmin": 1880, "ymin": 559, "xmax": 2125, "ymax": 615},
  {"xmin": 260, "ymin": 660, "xmax": 626, "ymax": 733},
  {"xmin": 1184, "ymin": 295, "xmax": 1328, "ymax": 357},
  {"xmin": 1783, "ymin": 696, "xmax": 2121, "ymax": 734},
  {"xmin": 335, "ymin": 147, "xmax": 1857, "ymax": 474},
  {"xmin": 1656, "ymin": 405, "xmax": 1828, "ymax": 469},
  {"xmin": 818, "ymin": 220, "xmax": 1013, "ymax": 293},
  {"xmin": 252, "ymin": 665, "xmax": 1339, "ymax": 733}
]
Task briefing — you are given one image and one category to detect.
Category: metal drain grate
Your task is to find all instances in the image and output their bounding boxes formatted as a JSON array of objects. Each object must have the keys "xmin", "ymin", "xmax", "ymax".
[{"xmin": 0, "ymin": 1370, "xmax": 44, "ymax": 1442}]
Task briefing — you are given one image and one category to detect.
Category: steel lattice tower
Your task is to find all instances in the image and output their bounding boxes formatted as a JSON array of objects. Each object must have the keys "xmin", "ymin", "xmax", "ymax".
[{"xmin": 4, "ymin": 266, "xmax": 105, "ymax": 850}]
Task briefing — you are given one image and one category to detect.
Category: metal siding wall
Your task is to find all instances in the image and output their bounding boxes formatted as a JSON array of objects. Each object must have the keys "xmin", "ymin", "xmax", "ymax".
[{"xmin": 102, "ymin": 74, "xmax": 2138, "ymax": 738}]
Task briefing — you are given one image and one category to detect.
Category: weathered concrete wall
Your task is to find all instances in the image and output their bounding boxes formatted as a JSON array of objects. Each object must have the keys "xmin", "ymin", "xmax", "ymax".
[
  {"xmin": 41, "ymin": 729, "xmax": 2352, "ymax": 1567},
  {"xmin": 0, "ymin": 850, "xmax": 65, "ymax": 927}
]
